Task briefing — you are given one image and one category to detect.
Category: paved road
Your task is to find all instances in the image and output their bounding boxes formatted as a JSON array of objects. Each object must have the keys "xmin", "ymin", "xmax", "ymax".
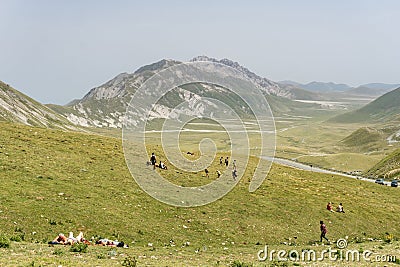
[{"xmin": 261, "ymin": 156, "xmax": 392, "ymax": 186}]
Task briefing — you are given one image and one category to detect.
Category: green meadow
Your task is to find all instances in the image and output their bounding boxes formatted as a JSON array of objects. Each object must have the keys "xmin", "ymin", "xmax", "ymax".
[{"xmin": 0, "ymin": 121, "xmax": 399, "ymax": 266}]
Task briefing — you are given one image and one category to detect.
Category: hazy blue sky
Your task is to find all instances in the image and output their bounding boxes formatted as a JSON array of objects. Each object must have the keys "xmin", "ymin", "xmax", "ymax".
[{"xmin": 1, "ymin": 0, "xmax": 399, "ymax": 104}]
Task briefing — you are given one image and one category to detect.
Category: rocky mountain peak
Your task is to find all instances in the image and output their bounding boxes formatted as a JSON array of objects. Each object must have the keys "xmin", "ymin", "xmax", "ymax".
[
  {"xmin": 133, "ymin": 59, "xmax": 180, "ymax": 75},
  {"xmin": 190, "ymin": 56, "xmax": 290, "ymax": 97}
]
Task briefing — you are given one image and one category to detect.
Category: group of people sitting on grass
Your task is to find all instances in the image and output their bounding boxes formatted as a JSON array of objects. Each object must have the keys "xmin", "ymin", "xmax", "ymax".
[
  {"xmin": 49, "ymin": 232, "xmax": 86, "ymax": 245},
  {"xmin": 327, "ymin": 202, "xmax": 345, "ymax": 213},
  {"xmin": 49, "ymin": 232, "xmax": 128, "ymax": 247}
]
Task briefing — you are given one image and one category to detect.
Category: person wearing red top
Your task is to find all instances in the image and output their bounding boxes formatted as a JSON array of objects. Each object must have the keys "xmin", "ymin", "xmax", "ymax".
[
  {"xmin": 320, "ymin": 221, "xmax": 329, "ymax": 243},
  {"xmin": 327, "ymin": 202, "xmax": 333, "ymax": 212}
]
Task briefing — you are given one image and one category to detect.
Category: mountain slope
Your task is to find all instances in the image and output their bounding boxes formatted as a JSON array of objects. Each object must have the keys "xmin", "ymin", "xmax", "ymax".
[
  {"xmin": 329, "ymin": 87, "xmax": 400, "ymax": 123},
  {"xmin": 339, "ymin": 127, "xmax": 387, "ymax": 152},
  {"xmin": 344, "ymin": 86, "xmax": 385, "ymax": 96},
  {"xmin": 0, "ymin": 81, "xmax": 77, "ymax": 129}
]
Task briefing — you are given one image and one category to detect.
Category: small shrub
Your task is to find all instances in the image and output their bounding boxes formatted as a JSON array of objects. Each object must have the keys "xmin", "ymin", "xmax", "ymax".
[
  {"xmin": 10, "ymin": 233, "xmax": 25, "ymax": 242},
  {"xmin": 14, "ymin": 227, "xmax": 24, "ymax": 233},
  {"xmin": 121, "ymin": 255, "xmax": 137, "ymax": 267},
  {"xmin": 108, "ymin": 249, "xmax": 117, "ymax": 257},
  {"xmin": 70, "ymin": 243, "xmax": 88, "ymax": 253},
  {"xmin": 53, "ymin": 248, "xmax": 64, "ymax": 256},
  {"xmin": 97, "ymin": 253, "xmax": 107, "ymax": 259},
  {"xmin": 0, "ymin": 235, "xmax": 10, "ymax": 248}
]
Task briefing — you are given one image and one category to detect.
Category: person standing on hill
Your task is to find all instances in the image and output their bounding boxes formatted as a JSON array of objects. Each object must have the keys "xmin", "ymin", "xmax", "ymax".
[
  {"xmin": 320, "ymin": 221, "xmax": 329, "ymax": 243},
  {"xmin": 225, "ymin": 157, "xmax": 229, "ymax": 167},
  {"xmin": 150, "ymin": 153, "xmax": 157, "ymax": 170}
]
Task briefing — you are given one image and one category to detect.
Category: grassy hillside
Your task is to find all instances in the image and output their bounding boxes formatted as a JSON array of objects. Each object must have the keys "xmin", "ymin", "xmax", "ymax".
[
  {"xmin": 339, "ymin": 127, "xmax": 387, "ymax": 153},
  {"xmin": 295, "ymin": 153, "xmax": 382, "ymax": 173},
  {"xmin": 1, "ymin": 121, "xmax": 400, "ymax": 265},
  {"xmin": 367, "ymin": 148, "xmax": 400, "ymax": 178},
  {"xmin": 329, "ymin": 87, "xmax": 400, "ymax": 123}
]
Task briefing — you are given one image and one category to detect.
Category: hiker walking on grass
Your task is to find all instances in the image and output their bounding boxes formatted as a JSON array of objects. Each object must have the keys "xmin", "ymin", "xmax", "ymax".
[
  {"xmin": 232, "ymin": 169, "xmax": 238, "ymax": 180},
  {"xmin": 320, "ymin": 220, "xmax": 329, "ymax": 243}
]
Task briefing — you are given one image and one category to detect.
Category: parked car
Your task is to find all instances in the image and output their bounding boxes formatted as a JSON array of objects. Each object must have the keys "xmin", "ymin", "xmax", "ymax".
[
  {"xmin": 375, "ymin": 179, "xmax": 385, "ymax": 185},
  {"xmin": 391, "ymin": 180, "xmax": 398, "ymax": 187}
]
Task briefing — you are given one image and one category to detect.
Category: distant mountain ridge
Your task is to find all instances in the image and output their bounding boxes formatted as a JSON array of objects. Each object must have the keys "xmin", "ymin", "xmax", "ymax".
[
  {"xmin": 303, "ymin": 81, "xmax": 351, "ymax": 92},
  {"xmin": 329, "ymin": 87, "xmax": 400, "ymax": 123},
  {"xmin": 2, "ymin": 56, "xmax": 398, "ymax": 129},
  {"xmin": 279, "ymin": 81, "xmax": 351, "ymax": 92},
  {"xmin": 361, "ymin": 83, "xmax": 400, "ymax": 90},
  {"xmin": 345, "ymin": 83, "xmax": 400, "ymax": 97},
  {"xmin": 50, "ymin": 57, "xmax": 322, "ymax": 128},
  {"xmin": 280, "ymin": 80, "xmax": 400, "ymax": 96},
  {"xmin": 48, "ymin": 57, "xmax": 400, "ymax": 128}
]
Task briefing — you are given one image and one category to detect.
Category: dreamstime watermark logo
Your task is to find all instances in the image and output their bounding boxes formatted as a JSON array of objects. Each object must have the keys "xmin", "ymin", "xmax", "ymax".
[
  {"xmin": 336, "ymin": 238, "xmax": 347, "ymax": 249},
  {"xmin": 257, "ymin": 239, "xmax": 396, "ymax": 263},
  {"xmin": 122, "ymin": 61, "xmax": 276, "ymax": 207}
]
